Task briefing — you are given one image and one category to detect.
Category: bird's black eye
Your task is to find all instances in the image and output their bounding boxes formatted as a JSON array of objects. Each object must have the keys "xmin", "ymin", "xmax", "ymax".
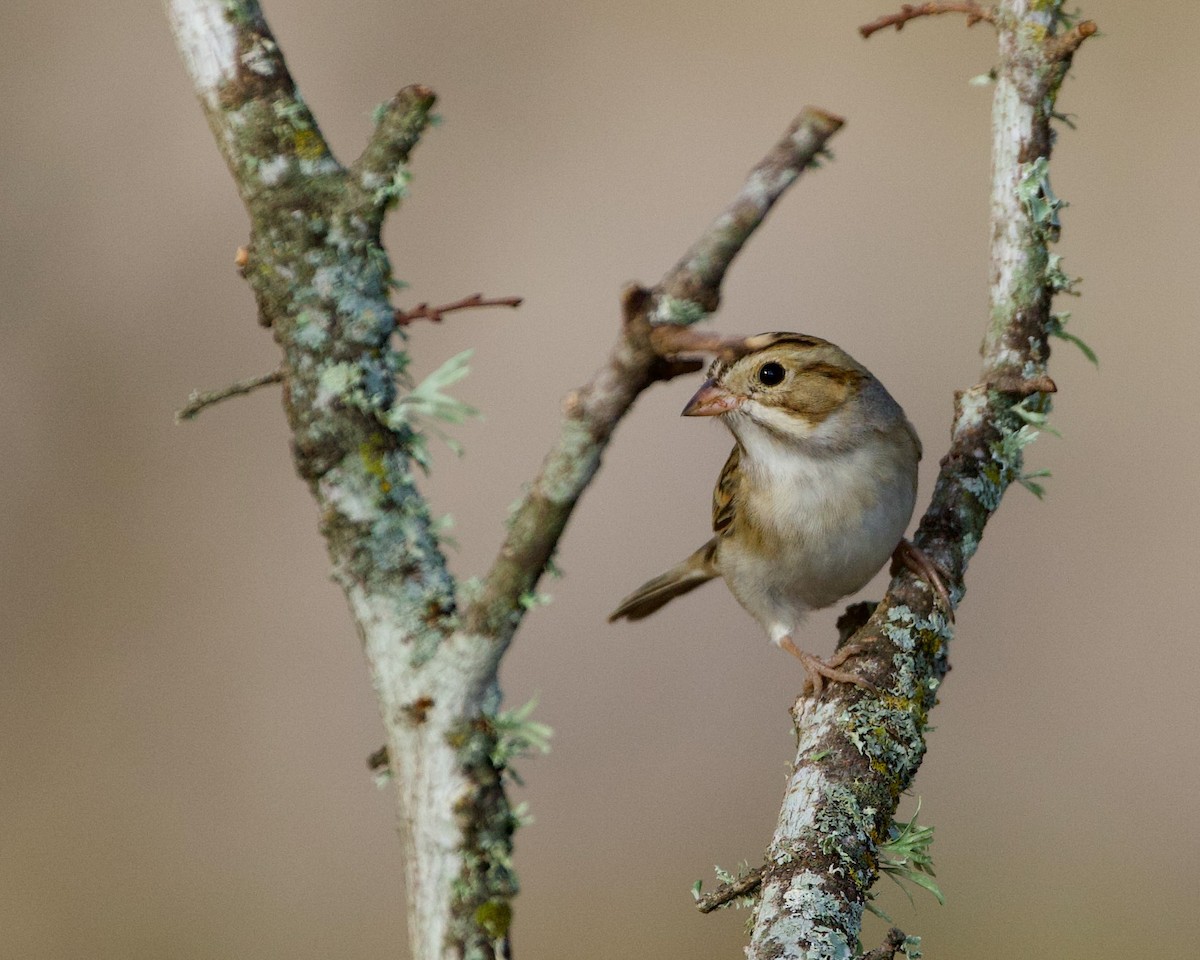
[{"xmin": 757, "ymin": 361, "xmax": 785, "ymax": 386}]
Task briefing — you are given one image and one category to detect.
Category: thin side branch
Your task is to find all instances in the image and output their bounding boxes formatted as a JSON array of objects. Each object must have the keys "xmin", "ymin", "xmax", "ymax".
[
  {"xmin": 395, "ymin": 293, "xmax": 524, "ymax": 326},
  {"xmin": 176, "ymin": 369, "xmax": 283, "ymax": 422},
  {"xmin": 1045, "ymin": 19, "xmax": 1098, "ymax": 62},
  {"xmin": 351, "ymin": 84, "xmax": 439, "ymax": 213},
  {"xmin": 695, "ymin": 865, "xmax": 765, "ymax": 913},
  {"xmin": 859, "ymin": 2, "xmax": 995, "ymax": 38},
  {"xmin": 462, "ymin": 107, "xmax": 844, "ymax": 642},
  {"xmin": 862, "ymin": 928, "xmax": 912, "ymax": 960}
]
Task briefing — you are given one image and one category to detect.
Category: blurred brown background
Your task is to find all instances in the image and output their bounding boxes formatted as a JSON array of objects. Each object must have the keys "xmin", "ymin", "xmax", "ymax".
[{"xmin": 3, "ymin": 2, "xmax": 1197, "ymax": 958}]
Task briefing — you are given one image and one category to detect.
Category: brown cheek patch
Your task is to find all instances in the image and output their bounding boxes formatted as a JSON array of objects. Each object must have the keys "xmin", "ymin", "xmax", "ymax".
[{"xmin": 790, "ymin": 367, "xmax": 863, "ymax": 426}]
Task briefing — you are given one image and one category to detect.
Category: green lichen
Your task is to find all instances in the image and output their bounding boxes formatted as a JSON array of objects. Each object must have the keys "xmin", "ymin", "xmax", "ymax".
[
  {"xmin": 875, "ymin": 802, "xmax": 944, "ymax": 909},
  {"xmin": 447, "ymin": 704, "xmax": 545, "ymax": 957},
  {"xmin": 369, "ymin": 164, "xmax": 413, "ymax": 209},
  {"xmin": 839, "ymin": 696, "xmax": 925, "ymax": 784},
  {"xmin": 1047, "ymin": 311, "xmax": 1098, "ymax": 366},
  {"xmin": 960, "ymin": 393, "xmax": 1054, "ymax": 509},
  {"xmin": 489, "ymin": 698, "xmax": 552, "ymax": 785},
  {"xmin": 1018, "ymin": 156, "xmax": 1065, "ymax": 234},
  {"xmin": 759, "ymin": 870, "xmax": 861, "ymax": 960},
  {"xmin": 813, "ymin": 784, "xmax": 878, "ymax": 877},
  {"xmin": 654, "ymin": 295, "xmax": 709, "ymax": 325}
]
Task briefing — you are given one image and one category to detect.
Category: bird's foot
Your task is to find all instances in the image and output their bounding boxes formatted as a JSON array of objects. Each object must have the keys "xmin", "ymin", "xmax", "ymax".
[
  {"xmin": 779, "ymin": 637, "xmax": 878, "ymax": 699},
  {"xmin": 892, "ymin": 538, "xmax": 954, "ymax": 621}
]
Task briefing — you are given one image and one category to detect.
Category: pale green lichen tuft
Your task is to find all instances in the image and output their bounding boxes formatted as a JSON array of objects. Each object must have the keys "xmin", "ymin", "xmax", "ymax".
[
  {"xmin": 447, "ymin": 701, "xmax": 550, "ymax": 956},
  {"xmin": 876, "ymin": 802, "xmax": 944, "ymax": 908},
  {"xmin": 653, "ymin": 295, "xmax": 709, "ymax": 325},
  {"xmin": 1047, "ymin": 311, "xmax": 1099, "ymax": 366},
  {"xmin": 489, "ymin": 698, "xmax": 553, "ymax": 786}
]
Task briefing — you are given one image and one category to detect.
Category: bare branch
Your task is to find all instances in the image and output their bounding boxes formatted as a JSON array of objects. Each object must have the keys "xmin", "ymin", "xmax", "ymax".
[
  {"xmin": 862, "ymin": 928, "xmax": 912, "ymax": 960},
  {"xmin": 462, "ymin": 108, "xmax": 844, "ymax": 642},
  {"xmin": 176, "ymin": 369, "xmax": 283, "ymax": 422},
  {"xmin": 860, "ymin": 2, "xmax": 996, "ymax": 39},
  {"xmin": 395, "ymin": 293, "xmax": 524, "ymax": 326},
  {"xmin": 1045, "ymin": 19, "xmax": 1098, "ymax": 62}
]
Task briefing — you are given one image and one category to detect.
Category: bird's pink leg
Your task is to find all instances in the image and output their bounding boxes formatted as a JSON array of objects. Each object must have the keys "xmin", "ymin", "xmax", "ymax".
[{"xmin": 778, "ymin": 636, "xmax": 878, "ymax": 698}]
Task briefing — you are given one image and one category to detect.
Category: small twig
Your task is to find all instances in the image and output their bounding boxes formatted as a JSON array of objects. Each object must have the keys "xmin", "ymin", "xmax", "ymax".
[
  {"xmin": 987, "ymin": 374, "xmax": 1057, "ymax": 395},
  {"xmin": 394, "ymin": 293, "xmax": 524, "ymax": 326},
  {"xmin": 367, "ymin": 745, "xmax": 390, "ymax": 773},
  {"xmin": 648, "ymin": 324, "xmax": 753, "ymax": 364},
  {"xmin": 352, "ymin": 84, "xmax": 438, "ymax": 205},
  {"xmin": 695, "ymin": 865, "xmax": 765, "ymax": 914},
  {"xmin": 859, "ymin": 2, "xmax": 995, "ymax": 39},
  {"xmin": 176, "ymin": 369, "xmax": 283, "ymax": 422},
  {"xmin": 1045, "ymin": 19, "xmax": 1098, "ymax": 62},
  {"xmin": 862, "ymin": 928, "xmax": 911, "ymax": 960}
]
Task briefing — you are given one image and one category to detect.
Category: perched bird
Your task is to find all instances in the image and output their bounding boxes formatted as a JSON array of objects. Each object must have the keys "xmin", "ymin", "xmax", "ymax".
[{"xmin": 609, "ymin": 332, "xmax": 945, "ymax": 696}]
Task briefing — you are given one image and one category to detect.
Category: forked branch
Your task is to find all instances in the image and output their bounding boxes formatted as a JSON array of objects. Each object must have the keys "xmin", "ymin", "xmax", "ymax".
[{"xmin": 165, "ymin": 4, "xmax": 844, "ymax": 955}]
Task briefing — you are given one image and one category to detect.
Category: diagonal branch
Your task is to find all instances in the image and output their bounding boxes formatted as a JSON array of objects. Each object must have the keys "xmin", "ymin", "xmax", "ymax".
[
  {"xmin": 746, "ymin": 4, "xmax": 1095, "ymax": 958},
  {"xmin": 352, "ymin": 83, "xmax": 438, "ymax": 209},
  {"xmin": 462, "ymin": 107, "xmax": 844, "ymax": 643},
  {"xmin": 655, "ymin": 108, "xmax": 845, "ymax": 318},
  {"xmin": 165, "ymin": 0, "xmax": 341, "ymax": 206}
]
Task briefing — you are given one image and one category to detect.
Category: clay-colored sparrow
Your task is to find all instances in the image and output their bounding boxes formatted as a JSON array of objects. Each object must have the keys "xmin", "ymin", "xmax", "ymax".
[{"xmin": 610, "ymin": 332, "xmax": 943, "ymax": 696}]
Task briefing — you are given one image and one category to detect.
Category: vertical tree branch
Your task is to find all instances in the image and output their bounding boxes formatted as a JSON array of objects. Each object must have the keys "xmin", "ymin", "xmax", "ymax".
[{"xmin": 745, "ymin": 5, "xmax": 1094, "ymax": 958}]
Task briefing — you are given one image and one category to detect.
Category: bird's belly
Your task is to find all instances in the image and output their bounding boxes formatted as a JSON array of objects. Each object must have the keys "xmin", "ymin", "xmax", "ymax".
[{"xmin": 719, "ymin": 455, "xmax": 916, "ymax": 630}]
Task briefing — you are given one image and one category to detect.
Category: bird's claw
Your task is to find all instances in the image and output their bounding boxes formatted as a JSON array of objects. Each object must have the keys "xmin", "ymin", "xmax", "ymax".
[
  {"xmin": 779, "ymin": 637, "xmax": 879, "ymax": 699},
  {"xmin": 893, "ymin": 538, "xmax": 955, "ymax": 622}
]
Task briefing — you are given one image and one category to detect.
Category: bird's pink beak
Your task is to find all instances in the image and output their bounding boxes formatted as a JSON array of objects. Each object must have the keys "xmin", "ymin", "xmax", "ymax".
[{"xmin": 681, "ymin": 379, "xmax": 742, "ymax": 417}]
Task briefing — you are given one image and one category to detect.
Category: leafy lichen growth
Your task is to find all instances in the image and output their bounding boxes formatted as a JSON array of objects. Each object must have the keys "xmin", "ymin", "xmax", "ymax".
[
  {"xmin": 653, "ymin": 295, "xmax": 709, "ymax": 325},
  {"xmin": 446, "ymin": 699, "xmax": 552, "ymax": 958},
  {"xmin": 759, "ymin": 870, "xmax": 862, "ymax": 960},
  {"xmin": 876, "ymin": 803, "xmax": 944, "ymax": 907}
]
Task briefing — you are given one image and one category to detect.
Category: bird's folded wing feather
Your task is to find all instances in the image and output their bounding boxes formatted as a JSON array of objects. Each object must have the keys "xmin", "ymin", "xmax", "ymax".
[{"xmin": 712, "ymin": 444, "xmax": 741, "ymax": 537}]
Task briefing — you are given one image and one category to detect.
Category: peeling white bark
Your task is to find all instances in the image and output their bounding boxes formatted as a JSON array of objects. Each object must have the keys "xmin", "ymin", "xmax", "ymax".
[{"xmin": 165, "ymin": 0, "xmax": 239, "ymax": 106}]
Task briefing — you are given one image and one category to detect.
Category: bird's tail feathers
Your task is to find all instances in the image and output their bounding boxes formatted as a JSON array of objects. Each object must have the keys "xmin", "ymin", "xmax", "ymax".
[{"xmin": 607, "ymin": 540, "xmax": 718, "ymax": 623}]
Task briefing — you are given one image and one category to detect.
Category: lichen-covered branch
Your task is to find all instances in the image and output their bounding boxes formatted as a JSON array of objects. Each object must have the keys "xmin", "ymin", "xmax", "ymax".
[
  {"xmin": 745, "ymin": 5, "xmax": 1094, "ymax": 958},
  {"xmin": 654, "ymin": 109, "xmax": 845, "ymax": 318},
  {"xmin": 164, "ymin": 3, "xmax": 459, "ymax": 958},
  {"xmin": 166, "ymin": 3, "xmax": 843, "ymax": 956},
  {"xmin": 696, "ymin": 864, "xmax": 765, "ymax": 914},
  {"xmin": 176, "ymin": 368, "xmax": 282, "ymax": 421}
]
